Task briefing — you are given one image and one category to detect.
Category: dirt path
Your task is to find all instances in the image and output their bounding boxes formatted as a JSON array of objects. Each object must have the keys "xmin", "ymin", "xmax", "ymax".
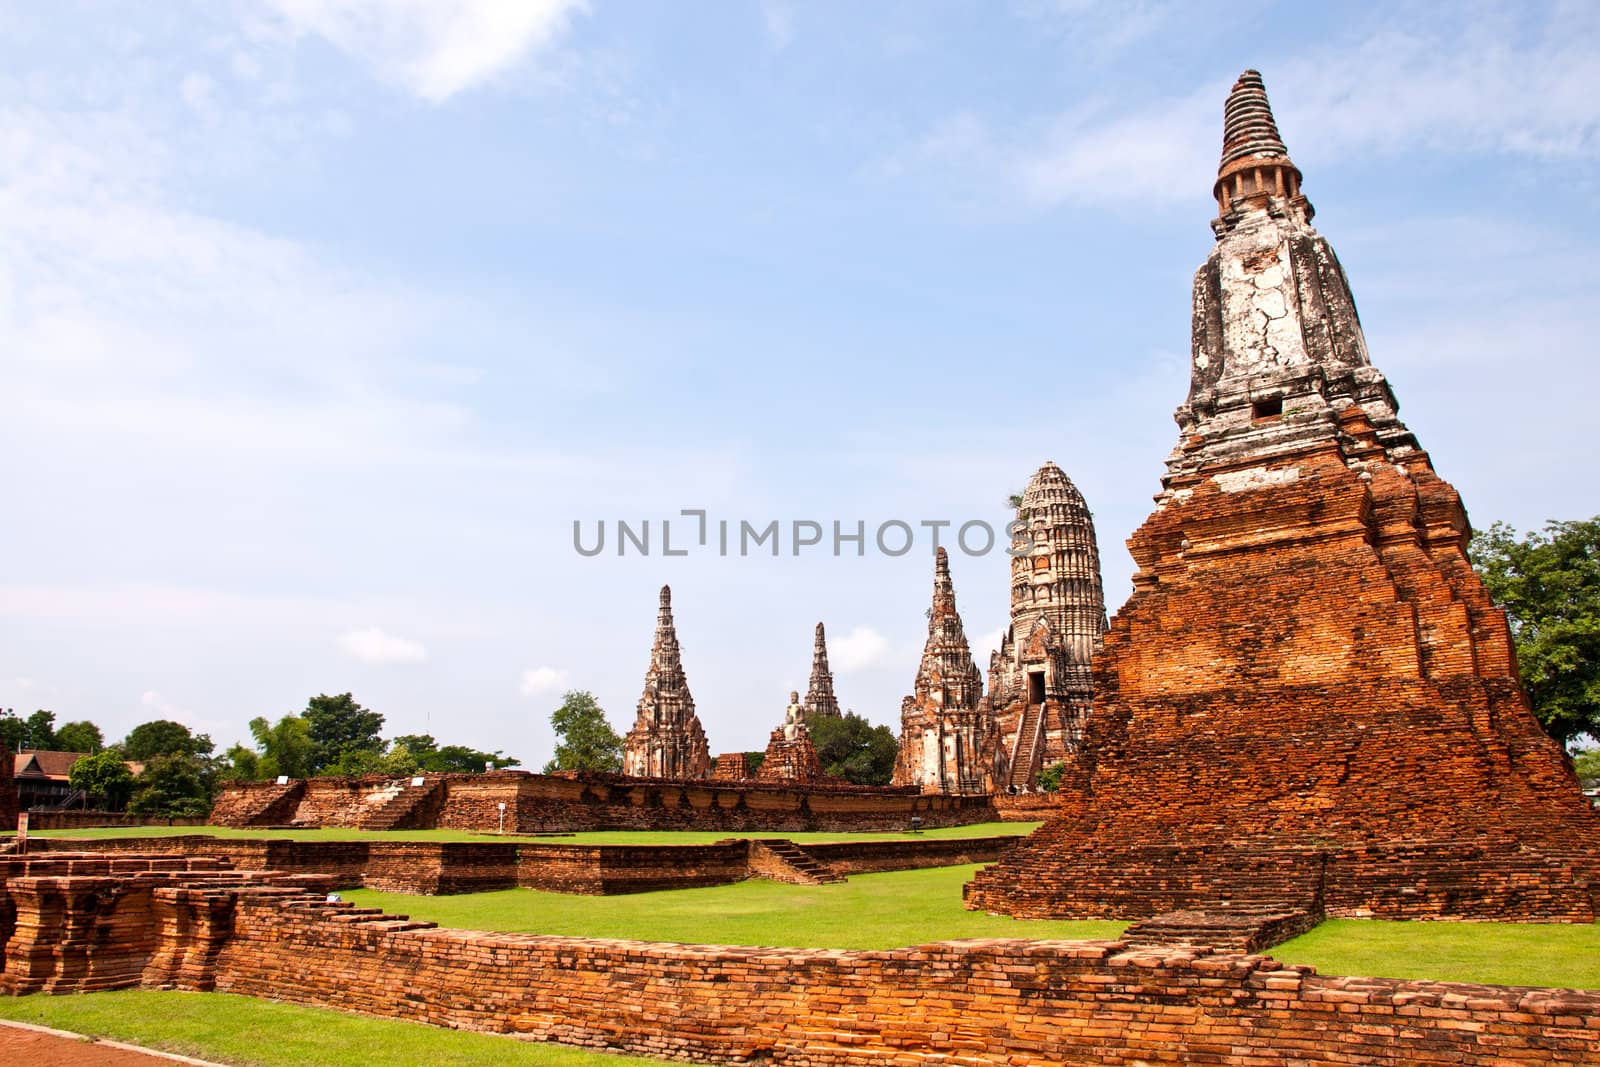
[{"xmin": 0, "ymin": 1022, "xmax": 230, "ymax": 1066}]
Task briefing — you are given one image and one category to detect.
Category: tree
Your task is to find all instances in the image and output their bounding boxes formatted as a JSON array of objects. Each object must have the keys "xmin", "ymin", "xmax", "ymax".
[
  {"xmin": 1574, "ymin": 746, "xmax": 1599, "ymax": 787},
  {"xmin": 303, "ymin": 693, "xmax": 385, "ymax": 773},
  {"xmin": 0, "ymin": 709, "xmax": 23, "ymax": 753},
  {"xmin": 128, "ymin": 754, "xmax": 212, "ymax": 818},
  {"xmin": 392, "ymin": 734, "xmax": 520, "ymax": 774},
  {"xmin": 247, "ymin": 715, "xmax": 313, "ymax": 780},
  {"xmin": 24, "ymin": 709, "xmax": 58, "ymax": 750},
  {"xmin": 55, "ymin": 720, "xmax": 104, "ymax": 753},
  {"xmin": 1036, "ymin": 761, "xmax": 1068, "ymax": 792},
  {"xmin": 543, "ymin": 691, "xmax": 622, "ymax": 773},
  {"xmin": 124, "ymin": 719, "xmax": 213, "ymax": 761},
  {"xmin": 327, "ymin": 744, "xmax": 418, "ymax": 778},
  {"xmin": 808, "ymin": 711, "xmax": 898, "ymax": 786},
  {"xmin": 69, "ymin": 749, "xmax": 134, "ymax": 809},
  {"xmin": 221, "ymin": 742, "xmax": 262, "ymax": 781},
  {"xmin": 1472, "ymin": 518, "xmax": 1600, "ymax": 746}
]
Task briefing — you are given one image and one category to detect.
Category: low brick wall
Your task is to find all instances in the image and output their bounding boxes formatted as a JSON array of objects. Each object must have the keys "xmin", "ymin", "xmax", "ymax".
[
  {"xmin": 989, "ymin": 792, "xmax": 1058, "ymax": 822},
  {"xmin": 213, "ymin": 771, "xmax": 999, "ymax": 834},
  {"xmin": 27, "ymin": 834, "xmax": 1017, "ymax": 896},
  {"xmin": 802, "ymin": 836, "xmax": 1019, "ymax": 874},
  {"xmin": 19, "ymin": 812, "xmax": 210, "ymax": 831},
  {"xmin": 4, "ymin": 858, "xmax": 1599, "ymax": 1063},
  {"xmin": 207, "ymin": 898, "xmax": 1600, "ymax": 1064}
]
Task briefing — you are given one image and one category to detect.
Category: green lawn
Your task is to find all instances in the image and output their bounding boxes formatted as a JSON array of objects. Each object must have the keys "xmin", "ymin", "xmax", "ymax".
[
  {"xmin": 0, "ymin": 989, "xmax": 661, "ymax": 1066},
  {"xmin": 343, "ymin": 863, "xmax": 1124, "ymax": 949},
  {"xmin": 23, "ymin": 821, "xmax": 1038, "ymax": 846},
  {"xmin": 1273, "ymin": 918, "xmax": 1600, "ymax": 989}
]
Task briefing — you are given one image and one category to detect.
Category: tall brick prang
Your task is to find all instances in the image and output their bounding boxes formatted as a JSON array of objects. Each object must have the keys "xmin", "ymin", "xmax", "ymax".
[
  {"xmin": 802, "ymin": 622, "xmax": 842, "ymax": 723},
  {"xmin": 893, "ymin": 548, "xmax": 993, "ymax": 794},
  {"xmin": 621, "ymin": 585, "xmax": 711, "ymax": 779},
  {"xmin": 967, "ymin": 70, "xmax": 1600, "ymax": 921},
  {"xmin": 986, "ymin": 461, "xmax": 1108, "ymax": 790}
]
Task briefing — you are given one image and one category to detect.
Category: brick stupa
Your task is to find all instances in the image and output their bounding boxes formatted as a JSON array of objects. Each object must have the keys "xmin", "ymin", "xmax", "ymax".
[
  {"xmin": 622, "ymin": 585, "xmax": 712, "ymax": 779},
  {"xmin": 801, "ymin": 622, "xmax": 842, "ymax": 724},
  {"xmin": 893, "ymin": 548, "xmax": 991, "ymax": 794},
  {"xmin": 967, "ymin": 71, "xmax": 1600, "ymax": 922}
]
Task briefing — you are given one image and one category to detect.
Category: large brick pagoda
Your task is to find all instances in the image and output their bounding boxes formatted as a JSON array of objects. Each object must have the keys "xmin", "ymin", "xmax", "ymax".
[
  {"xmin": 966, "ymin": 70, "xmax": 1600, "ymax": 921},
  {"xmin": 985, "ymin": 460, "xmax": 1108, "ymax": 791},
  {"xmin": 801, "ymin": 622, "xmax": 842, "ymax": 724},
  {"xmin": 622, "ymin": 585, "xmax": 712, "ymax": 779}
]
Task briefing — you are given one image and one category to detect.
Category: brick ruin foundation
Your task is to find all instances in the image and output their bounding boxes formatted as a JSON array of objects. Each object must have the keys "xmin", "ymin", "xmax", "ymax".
[
  {"xmin": 966, "ymin": 70, "xmax": 1600, "ymax": 924},
  {"xmin": 2, "ymin": 853, "xmax": 1596, "ymax": 1064},
  {"xmin": 23, "ymin": 834, "xmax": 1021, "ymax": 895},
  {"xmin": 0, "ymin": 748, "xmax": 15, "ymax": 832},
  {"xmin": 209, "ymin": 770, "xmax": 997, "ymax": 834}
]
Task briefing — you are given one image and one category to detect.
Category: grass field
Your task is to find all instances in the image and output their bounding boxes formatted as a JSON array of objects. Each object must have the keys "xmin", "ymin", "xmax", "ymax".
[
  {"xmin": 1273, "ymin": 918, "xmax": 1600, "ymax": 989},
  {"xmin": 0, "ymin": 989, "xmax": 660, "ymax": 1066},
  {"xmin": 22, "ymin": 821, "xmax": 1038, "ymax": 846},
  {"xmin": 344, "ymin": 863, "xmax": 1125, "ymax": 949}
]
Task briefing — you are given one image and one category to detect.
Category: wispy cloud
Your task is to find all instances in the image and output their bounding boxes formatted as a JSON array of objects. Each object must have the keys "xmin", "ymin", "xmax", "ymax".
[
  {"xmin": 519, "ymin": 666, "xmax": 570, "ymax": 696},
  {"xmin": 832, "ymin": 626, "xmax": 890, "ymax": 671},
  {"xmin": 339, "ymin": 627, "xmax": 429, "ymax": 664},
  {"xmin": 262, "ymin": 0, "xmax": 587, "ymax": 102}
]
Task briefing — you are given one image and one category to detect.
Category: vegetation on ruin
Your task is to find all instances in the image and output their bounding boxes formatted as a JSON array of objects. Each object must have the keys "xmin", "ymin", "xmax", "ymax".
[
  {"xmin": 543, "ymin": 689, "xmax": 624, "ymax": 773},
  {"xmin": 1472, "ymin": 517, "xmax": 1600, "ymax": 746},
  {"xmin": 1274, "ymin": 919, "xmax": 1600, "ymax": 989},
  {"xmin": 26, "ymin": 820, "xmax": 1041, "ymax": 845},
  {"xmin": 0, "ymin": 989, "xmax": 665, "ymax": 1066},
  {"xmin": 343, "ymin": 864, "xmax": 1125, "ymax": 949}
]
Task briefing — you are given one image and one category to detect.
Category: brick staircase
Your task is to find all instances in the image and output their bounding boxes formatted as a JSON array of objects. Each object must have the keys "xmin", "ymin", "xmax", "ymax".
[
  {"xmin": 749, "ymin": 839, "xmax": 844, "ymax": 885},
  {"xmin": 1008, "ymin": 702, "xmax": 1045, "ymax": 790},
  {"xmin": 356, "ymin": 779, "xmax": 445, "ymax": 832},
  {"xmin": 1123, "ymin": 906, "xmax": 1321, "ymax": 953}
]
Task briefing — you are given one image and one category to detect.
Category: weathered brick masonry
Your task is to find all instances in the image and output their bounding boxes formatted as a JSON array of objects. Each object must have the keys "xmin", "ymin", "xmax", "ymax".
[
  {"xmin": 212, "ymin": 770, "xmax": 996, "ymax": 833},
  {"xmin": 967, "ymin": 71, "xmax": 1600, "ymax": 923},
  {"xmin": 4, "ymin": 863, "xmax": 1597, "ymax": 1064}
]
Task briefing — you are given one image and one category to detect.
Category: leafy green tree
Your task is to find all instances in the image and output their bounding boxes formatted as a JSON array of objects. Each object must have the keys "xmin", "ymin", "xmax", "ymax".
[
  {"xmin": 808, "ymin": 711, "xmax": 898, "ymax": 786},
  {"xmin": 1574, "ymin": 747, "xmax": 1599, "ymax": 786},
  {"xmin": 392, "ymin": 734, "xmax": 520, "ymax": 774},
  {"xmin": 24, "ymin": 709, "xmax": 58, "ymax": 749},
  {"xmin": 247, "ymin": 715, "xmax": 313, "ymax": 780},
  {"xmin": 128, "ymin": 754, "xmax": 212, "ymax": 817},
  {"xmin": 1036, "ymin": 761, "xmax": 1068, "ymax": 792},
  {"xmin": 221, "ymin": 742, "xmax": 262, "ymax": 781},
  {"xmin": 744, "ymin": 751, "xmax": 766, "ymax": 776},
  {"xmin": 303, "ymin": 693, "xmax": 385, "ymax": 773},
  {"xmin": 0, "ymin": 709, "xmax": 24, "ymax": 753},
  {"xmin": 69, "ymin": 749, "xmax": 134, "ymax": 809},
  {"xmin": 123, "ymin": 719, "xmax": 213, "ymax": 761},
  {"xmin": 1472, "ymin": 518, "xmax": 1600, "ymax": 746},
  {"xmin": 327, "ymin": 744, "xmax": 419, "ymax": 778},
  {"xmin": 55, "ymin": 720, "xmax": 104, "ymax": 753},
  {"xmin": 543, "ymin": 691, "xmax": 622, "ymax": 773}
]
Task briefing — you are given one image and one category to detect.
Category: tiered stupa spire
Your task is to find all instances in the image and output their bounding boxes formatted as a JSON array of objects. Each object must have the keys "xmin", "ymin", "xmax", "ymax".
[
  {"xmin": 802, "ymin": 622, "xmax": 841, "ymax": 722},
  {"xmin": 621, "ymin": 585, "xmax": 711, "ymax": 779},
  {"xmin": 892, "ymin": 548, "xmax": 991, "ymax": 793},
  {"xmin": 1213, "ymin": 69, "xmax": 1309, "ymax": 221}
]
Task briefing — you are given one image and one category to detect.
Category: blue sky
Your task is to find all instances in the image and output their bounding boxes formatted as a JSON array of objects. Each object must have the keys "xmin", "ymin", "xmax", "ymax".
[{"xmin": 3, "ymin": 1, "xmax": 1597, "ymax": 762}]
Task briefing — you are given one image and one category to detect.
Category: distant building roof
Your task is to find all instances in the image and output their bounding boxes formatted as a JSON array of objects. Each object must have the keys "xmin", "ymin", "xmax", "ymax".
[{"xmin": 15, "ymin": 750, "xmax": 90, "ymax": 780}]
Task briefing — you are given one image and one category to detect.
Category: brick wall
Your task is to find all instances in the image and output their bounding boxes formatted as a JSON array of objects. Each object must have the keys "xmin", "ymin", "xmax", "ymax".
[
  {"xmin": 5, "ymin": 860, "xmax": 1599, "ymax": 1063},
  {"xmin": 802, "ymin": 836, "xmax": 1018, "ymax": 875},
  {"xmin": 201, "ymin": 891, "xmax": 1598, "ymax": 1064},
  {"xmin": 21, "ymin": 812, "xmax": 210, "ymax": 831}
]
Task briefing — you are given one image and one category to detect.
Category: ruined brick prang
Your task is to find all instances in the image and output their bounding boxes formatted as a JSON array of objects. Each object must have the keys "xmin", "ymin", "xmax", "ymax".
[
  {"xmin": 801, "ymin": 622, "xmax": 842, "ymax": 723},
  {"xmin": 621, "ymin": 585, "xmax": 711, "ymax": 779},
  {"xmin": 968, "ymin": 69, "xmax": 1600, "ymax": 921},
  {"xmin": 893, "ymin": 548, "xmax": 993, "ymax": 794},
  {"xmin": 986, "ymin": 460, "xmax": 1108, "ymax": 790}
]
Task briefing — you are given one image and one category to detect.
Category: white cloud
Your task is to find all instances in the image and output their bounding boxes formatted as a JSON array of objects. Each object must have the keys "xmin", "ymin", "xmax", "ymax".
[
  {"xmin": 520, "ymin": 666, "xmax": 570, "ymax": 696},
  {"xmin": 916, "ymin": 5, "xmax": 1600, "ymax": 213},
  {"xmin": 832, "ymin": 626, "xmax": 890, "ymax": 671},
  {"xmin": 180, "ymin": 72, "xmax": 219, "ymax": 121},
  {"xmin": 339, "ymin": 627, "xmax": 428, "ymax": 664},
  {"xmin": 263, "ymin": 0, "xmax": 587, "ymax": 102}
]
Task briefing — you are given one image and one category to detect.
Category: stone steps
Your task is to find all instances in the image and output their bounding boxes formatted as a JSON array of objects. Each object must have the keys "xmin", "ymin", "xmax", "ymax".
[
  {"xmin": 751, "ymin": 839, "xmax": 845, "ymax": 885},
  {"xmin": 356, "ymin": 780, "xmax": 444, "ymax": 832}
]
